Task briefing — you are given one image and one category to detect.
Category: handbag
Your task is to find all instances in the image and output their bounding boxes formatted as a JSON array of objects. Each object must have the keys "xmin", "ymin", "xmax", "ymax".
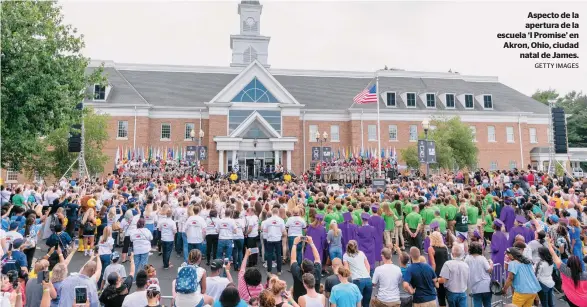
[
  {"xmin": 112, "ymin": 221, "xmax": 121, "ymax": 231},
  {"xmin": 84, "ymin": 221, "xmax": 96, "ymax": 233}
]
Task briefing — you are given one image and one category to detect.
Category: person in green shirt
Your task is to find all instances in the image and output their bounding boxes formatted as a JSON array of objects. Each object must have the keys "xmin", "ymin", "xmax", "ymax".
[
  {"xmin": 483, "ymin": 207, "xmax": 494, "ymax": 244},
  {"xmin": 437, "ymin": 200, "xmax": 447, "ymax": 221},
  {"xmin": 431, "ymin": 210, "xmax": 448, "ymax": 234},
  {"xmin": 390, "ymin": 196, "xmax": 405, "ymax": 250},
  {"xmin": 420, "ymin": 204, "xmax": 435, "ymax": 231},
  {"xmin": 11, "ymin": 187, "xmax": 25, "ymax": 208},
  {"xmin": 466, "ymin": 201, "xmax": 480, "ymax": 238},
  {"xmin": 404, "ymin": 205, "xmax": 423, "ymax": 250},
  {"xmin": 381, "ymin": 201, "xmax": 396, "ymax": 248},
  {"xmin": 445, "ymin": 200, "xmax": 458, "ymax": 232},
  {"xmin": 324, "ymin": 205, "xmax": 338, "ymax": 226},
  {"xmin": 350, "ymin": 207, "xmax": 362, "ymax": 226}
]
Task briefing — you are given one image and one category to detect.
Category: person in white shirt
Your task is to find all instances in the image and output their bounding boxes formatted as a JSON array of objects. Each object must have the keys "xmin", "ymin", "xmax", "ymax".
[
  {"xmin": 372, "ymin": 248, "xmax": 402, "ymax": 306},
  {"xmin": 173, "ymin": 201, "xmax": 189, "ymax": 262},
  {"xmin": 205, "ymin": 210, "xmax": 220, "ymax": 266},
  {"xmin": 205, "ymin": 259, "xmax": 234, "ymax": 301},
  {"xmin": 121, "ymin": 270, "xmax": 149, "ymax": 307},
  {"xmin": 158, "ymin": 209, "xmax": 177, "ymax": 269},
  {"xmin": 129, "ymin": 218, "xmax": 153, "ymax": 275},
  {"xmin": 143, "ymin": 202, "xmax": 157, "ymax": 249},
  {"xmin": 120, "ymin": 210, "xmax": 139, "ymax": 263},
  {"xmin": 285, "ymin": 208, "xmax": 306, "ymax": 264},
  {"xmin": 5, "ymin": 223, "xmax": 24, "ymax": 245},
  {"xmin": 262, "ymin": 208, "xmax": 286, "ymax": 275},
  {"xmin": 97, "ymin": 226, "xmax": 115, "ymax": 287},
  {"xmin": 244, "ymin": 205, "xmax": 260, "ymax": 266},
  {"xmin": 183, "ymin": 206, "xmax": 207, "ymax": 256},
  {"xmin": 216, "ymin": 210, "xmax": 236, "ymax": 260},
  {"xmin": 231, "ymin": 210, "xmax": 246, "ymax": 270}
]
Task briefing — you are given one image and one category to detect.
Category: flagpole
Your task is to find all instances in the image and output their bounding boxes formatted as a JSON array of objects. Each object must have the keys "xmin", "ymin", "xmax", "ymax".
[{"xmin": 376, "ymin": 71, "xmax": 382, "ymax": 178}]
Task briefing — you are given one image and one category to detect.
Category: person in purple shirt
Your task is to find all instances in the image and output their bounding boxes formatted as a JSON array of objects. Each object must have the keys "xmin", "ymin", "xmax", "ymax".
[
  {"xmin": 491, "ymin": 219, "xmax": 508, "ymax": 267},
  {"xmin": 508, "ymin": 216, "xmax": 530, "ymax": 247},
  {"xmin": 499, "ymin": 199, "xmax": 516, "ymax": 232},
  {"xmin": 340, "ymin": 212, "xmax": 357, "ymax": 249},
  {"xmin": 367, "ymin": 205, "xmax": 385, "ymax": 263},
  {"xmin": 357, "ymin": 213, "xmax": 376, "ymax": 274},
  {"xmin": 304, "ymin": 214, "xmax": 327, "ymax": 262}
]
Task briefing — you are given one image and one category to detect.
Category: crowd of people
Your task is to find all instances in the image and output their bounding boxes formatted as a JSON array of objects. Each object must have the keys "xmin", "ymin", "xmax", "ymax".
[{"xmin": 1, "ymin": 160, "xmax": 587, "ymax": 307}]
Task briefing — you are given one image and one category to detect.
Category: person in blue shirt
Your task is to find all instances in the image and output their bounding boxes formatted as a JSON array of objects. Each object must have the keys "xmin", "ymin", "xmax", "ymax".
[
  {"xmin": 1, "ymin": 238, "xmax": 28, "ymax": 275},
  {"xmin": 502, "ymin": 247, "xmax": 541, "ymax": 307},
  {"xmin": 64, "ymin": 197, "xmax": 80, "ymax": 237},
  {"xmin": 329, "ymin": 267, "xmax": 362, "ymax": 307},
  {"xmin": 213, "ymin": 285, "xmax": 248, "ymax": 307},
  {"xmin": 45, "ymin": 224, "xmax": 72, "ymax": 269},
  {"xmin": 402, "ymin": 247, "xmax": 438, "ymax": 306}
]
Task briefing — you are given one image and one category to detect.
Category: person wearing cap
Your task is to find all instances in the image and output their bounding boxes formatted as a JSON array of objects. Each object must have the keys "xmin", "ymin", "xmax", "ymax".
[
  {"xmin": 404, "ymin": 204, "xmax": 423, "ymax": 251},
  {"xmin": 368, "ymin": 205, "xmax": 385, "ymax": 263},
  {"xmin": 100, "ymin": 254, "xmax": 136, "ymax": 307},
  {"xmin": 507, "ymin": 216, "xmax": 529, "ymax": 247},
  {"xmin": 101, "ymin": 252, "xmax": 127, "ymax": 290},
  {"xmin": 490, "ymin": 219, "xmax": 508, "ymax": 266},
  {"xmin": 144, "ymin": 283, "xmax": 161, "ymax": 307},
  {"xmin": 339, "ymin": 212, "xmax": 358, "ymax": 250},
  {"xmin": 5, "ymin": 222, "xmax": 24, "ymax": 244},
  {"xmin": 499, "ymin": 199, "xmax": 516, "ymax": 233},
  {"xmin": 206, "ymin": 259, "xmax": 233, "ymax": 301},
  {"xmin": 1, "ymin": 238, "xmax": 28, "ymax": 275},
  {"xmin": 357, "ymin": 213, "xmax": 376, "ymax": 274},
  {"xmin": 303, "ymin": 214, "xmax": 326, "ymax": 263}
]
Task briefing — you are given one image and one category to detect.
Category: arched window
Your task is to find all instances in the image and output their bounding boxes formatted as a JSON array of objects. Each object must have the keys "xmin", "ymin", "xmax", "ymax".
[
  {"xmin": 243, "ymin": 46, "xmax": 258, "ymax": 64},
  {"xmin": 231, "ymin": 77, "xmax": 278, "ymax": 103}
]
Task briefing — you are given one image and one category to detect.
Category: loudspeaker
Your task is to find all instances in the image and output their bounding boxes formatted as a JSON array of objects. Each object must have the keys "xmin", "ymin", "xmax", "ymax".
[
  {"xmin": 68, "ymin": 124, "xmax": 82, "ymax": 152},
  {"xmin": 551, "ymin": 108, "xmax": 567, "ymax": 154}
]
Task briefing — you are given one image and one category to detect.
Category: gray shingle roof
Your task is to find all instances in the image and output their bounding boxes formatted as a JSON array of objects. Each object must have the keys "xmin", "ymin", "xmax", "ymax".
[{"xmin": 86, "ymin": 66, "xmax": 549, "ymax": 114}]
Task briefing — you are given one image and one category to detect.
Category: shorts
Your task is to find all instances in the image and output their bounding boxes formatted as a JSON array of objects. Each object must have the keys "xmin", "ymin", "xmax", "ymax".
[
  {"xmin": 413, "ymin": 300, "xmax": 436, "ymax": 307},
  {"xmin": 370, "ymin": 297, "xmax": 400, "ymax": 307},
  {"xmin": 122, "ymin": 236, "xmax": 133, "ymax": 253}
]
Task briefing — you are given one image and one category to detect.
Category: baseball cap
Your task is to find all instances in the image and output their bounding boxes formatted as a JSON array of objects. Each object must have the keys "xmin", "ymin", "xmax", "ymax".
[
  {"xmin": 210, "ymin": 259, "xmax": 224, "ymax": 271},
  {"xmin": 9, "ymin": 222, "xmax": 18, "ymax": 230},
  {"xmin": 111, "ymin": 251, "xmax": 121, "ymax": 261},
  {"xmin": 12, "ymin": 238, "xmax": 24, "ymax": 249},
  {"xmin": 147, "ymin": 283, "xmax": 161, "ymax": 293}
]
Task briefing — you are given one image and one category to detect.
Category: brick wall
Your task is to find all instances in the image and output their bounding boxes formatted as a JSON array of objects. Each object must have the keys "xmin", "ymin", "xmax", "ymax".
[{"xmin": 207, "ymin": 115, "xmax": 227, "ymax": 172}]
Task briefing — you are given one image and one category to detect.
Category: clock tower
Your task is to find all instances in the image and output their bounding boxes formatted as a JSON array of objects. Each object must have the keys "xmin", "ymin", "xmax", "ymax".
[{"xmin": 230, "ymin": 0, "xmax": 271, "ymax": 68}]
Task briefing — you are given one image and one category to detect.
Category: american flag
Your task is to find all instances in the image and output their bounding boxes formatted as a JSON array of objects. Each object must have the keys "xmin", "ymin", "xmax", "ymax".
[{"xmin": 353, "ymin": 83, "xmax": 377, "ymax": 104}]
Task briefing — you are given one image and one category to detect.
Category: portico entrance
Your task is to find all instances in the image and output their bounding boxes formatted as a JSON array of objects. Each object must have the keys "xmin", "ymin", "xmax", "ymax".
[{"xmin": 228, "ymin": 151, "xmax": 275, "ymax": 180}]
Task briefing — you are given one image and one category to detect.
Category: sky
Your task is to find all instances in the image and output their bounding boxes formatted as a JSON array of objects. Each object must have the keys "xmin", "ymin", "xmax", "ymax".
[{"xmin": 59, "ymin": 0, "xmax": 587, "ymax": 96}]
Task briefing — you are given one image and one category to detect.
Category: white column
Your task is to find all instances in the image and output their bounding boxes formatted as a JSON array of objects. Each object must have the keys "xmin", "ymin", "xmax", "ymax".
[
  {"xmin": 232, "ymin": 150, "xmax": 237, "ymax": 168},
  {"xmin": 274, "ymin": 150, "xmax": 280, "ymax": 165},
  {"xmin": 286, "ymin": 151, "xmax": 292, "ymax": 171},
  {"xmin": 219, "ymin": 150, "xmax": 224, "ymax": 174}
]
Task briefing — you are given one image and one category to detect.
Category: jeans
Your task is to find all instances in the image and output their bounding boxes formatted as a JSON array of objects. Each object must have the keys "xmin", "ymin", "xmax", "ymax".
[
  {"xmin": 446, "ymin": 290, "xmax": 467, "ymax": 307},
  {"xmin": 134, "ymin": 253, "xmax": 149, "ymax": 275},
  {"xmin": 266, "ymin": 240, "xmax": 282, "ymax": 273},
  {"xmin": 174, "ymin": 232, "xmax": 184, "ymax": 256},
  {"xmin": 471, "ymin": 292, "xmax": 492, "ymax": 307},
  {"xmin": 188, "ymin": 243, "xmax": 203, "ymax": 256},
  {"xmin": 182, "ymin": 233, "xmax": 189, "ymax": 262},
  {"xmin": 329, "ymin": 246, "xmax": 343, "ymax": 262},
  {"xmin": 288, "ymin": 236, "xmax": 303, "ymax": 264},
  {"xmin": 352, "ymin": 278, "xmax": 373, "ymax": 307},
  {"xmin": 232, "ymin": 239, "xmax": 245, "ymax": 269},
  {"xmin": 217, "ymin": 239, "xmax": 234, "ymax": 260},
  {"xmin": 98, "ymin": 254, "xmax": 111, "ymax": 287},
  {"xmin": 162, "ymin": 241, "xmax": 173, "ymax": 268},
  {"xmin": 538, "ymin": 282, "xmax": 554, "ymax": 307}
]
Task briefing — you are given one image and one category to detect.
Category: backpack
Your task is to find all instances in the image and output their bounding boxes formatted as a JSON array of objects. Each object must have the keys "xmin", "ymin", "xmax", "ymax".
[
  {"xmin": 50, "ymin": 214, "xmax": 61, "ymax": 232},
  {"xmin": 175, "ymin": 265, "xmax": 199, "ymax": 294}
]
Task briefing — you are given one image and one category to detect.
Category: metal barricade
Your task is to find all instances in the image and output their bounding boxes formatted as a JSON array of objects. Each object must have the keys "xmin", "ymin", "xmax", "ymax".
[
  {"xmin": 160, "ymin": 296, "xmax": 174, "ymax": 307},
  {"xmin": 489, "ymin": 263, "xmax": 512, "ymax": 307}
]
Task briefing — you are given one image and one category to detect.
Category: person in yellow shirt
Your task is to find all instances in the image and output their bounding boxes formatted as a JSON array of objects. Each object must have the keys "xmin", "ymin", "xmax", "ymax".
[
  {"xmin": 284, "ymin": 172, "xmax": 292, "ymax": 182},
  {"xmin": 229, "ymin": 172, "xmax": 238, "ymax": 182}
]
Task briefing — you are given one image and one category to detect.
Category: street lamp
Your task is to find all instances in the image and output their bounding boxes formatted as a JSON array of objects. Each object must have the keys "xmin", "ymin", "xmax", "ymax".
[
  {"xmin": 422, "ymin": 120, "xmax": 430, "ymax": 179},
  {"xmin": 315, "ymin": 131, "xmax": 328, "ymax": 162}
]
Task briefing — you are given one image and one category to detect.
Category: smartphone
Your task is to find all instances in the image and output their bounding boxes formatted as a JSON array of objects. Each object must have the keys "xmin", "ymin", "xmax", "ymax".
[
  {"xmin": 300, "ymin": 236, "xmax": 307, "ymax": 242},
  {"xmin": 281, "ymin": 291, "xmax": 289, "ymax": 299},
  {"xmin": 74, "ymin": 286, "xmax": 88, "ymax": 304},
  {"xmin": 250, "ymin": 247, "xmax": 259, "ymax": 254},
  {"xmin": 74, "ymin": 238, "xmax": 79, "ymax": 247},
  {"xmin": 38, "ymin": 270, "xmax": 49, "ymax": 283},
  {"xmin": 224, "ymin": 258, "xmax": 230, "ymax": 265}
]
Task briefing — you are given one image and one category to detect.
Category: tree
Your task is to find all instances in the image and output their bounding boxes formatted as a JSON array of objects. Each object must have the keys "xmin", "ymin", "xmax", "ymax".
[
  {"xmin": 0, "ymin": 1, "xmax": 103, "ymax": 171},
  {"xmin": 400, "ymin": 117, "xmax": 478, "ymax": 171},
  {"xmin": 33, "ymin": 109, "xmax": 110, "ymax": 179},
  {"xmin": 532, "ymin": 89, "xmax": 587, "ymax": 147}
]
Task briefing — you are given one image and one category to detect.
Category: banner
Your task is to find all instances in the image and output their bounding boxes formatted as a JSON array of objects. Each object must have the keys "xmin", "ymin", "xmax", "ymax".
[
  {"xmin": 418, "ymin": 140, "xmax": 427, "ymax": 163},
  {"xmin": 311, "ymin": 147, "xmax": 321, "ymax": 161},
  {"xmin": 426, "ymin": 141, "xmax": 437, "ymax": 164},
  {"xmin": 185, "ymin": 146, "xmax": 197, "ymax": 162},
  {"xmin": 322, "ymin": 147, "xmax": 332, "ymax": 161},
  {"xmin": 198, "ymin": 146, "xmax": 208, "ymax": 160}
]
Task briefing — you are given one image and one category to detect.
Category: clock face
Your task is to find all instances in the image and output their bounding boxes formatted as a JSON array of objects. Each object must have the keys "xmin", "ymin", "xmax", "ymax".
[{"xmin": 245, "ymin": 17, "xmax": 255, "ymax": 27}]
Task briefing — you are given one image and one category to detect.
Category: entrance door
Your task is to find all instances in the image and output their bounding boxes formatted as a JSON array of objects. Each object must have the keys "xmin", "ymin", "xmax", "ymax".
[{"xmin": 246, "ymin": 159, "xmax": 255, "ymax": 180}]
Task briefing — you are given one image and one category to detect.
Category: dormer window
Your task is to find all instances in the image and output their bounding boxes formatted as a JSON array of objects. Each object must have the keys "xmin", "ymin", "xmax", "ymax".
[
  {"xmin": 483, "ymin": 95, "xmax": 493, "ymax": 109},
  {"xmin": 426, "ymin": 93, "xmax": 436, "ymax": 108},
  {"xmin": 464, "ymin": 94, "xmax": 474, "ymax": 109},
  {"xmin": 406, "ymin": 93, "xmax": 416, "ymax": 108},
  {"xmin": 445, "ymin": 94, "xmax": 455, "ymax": 108},
  {"xmin": 243, "ymin": 46, "xmax": 258, "ymax": 64},
  {"xmin": 386, "ymin": 92, "xmax": 396, "ymax": 107},
  {"xmin": 94, "ymin": 84, "xmax": 106, "ymax": 100}
]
